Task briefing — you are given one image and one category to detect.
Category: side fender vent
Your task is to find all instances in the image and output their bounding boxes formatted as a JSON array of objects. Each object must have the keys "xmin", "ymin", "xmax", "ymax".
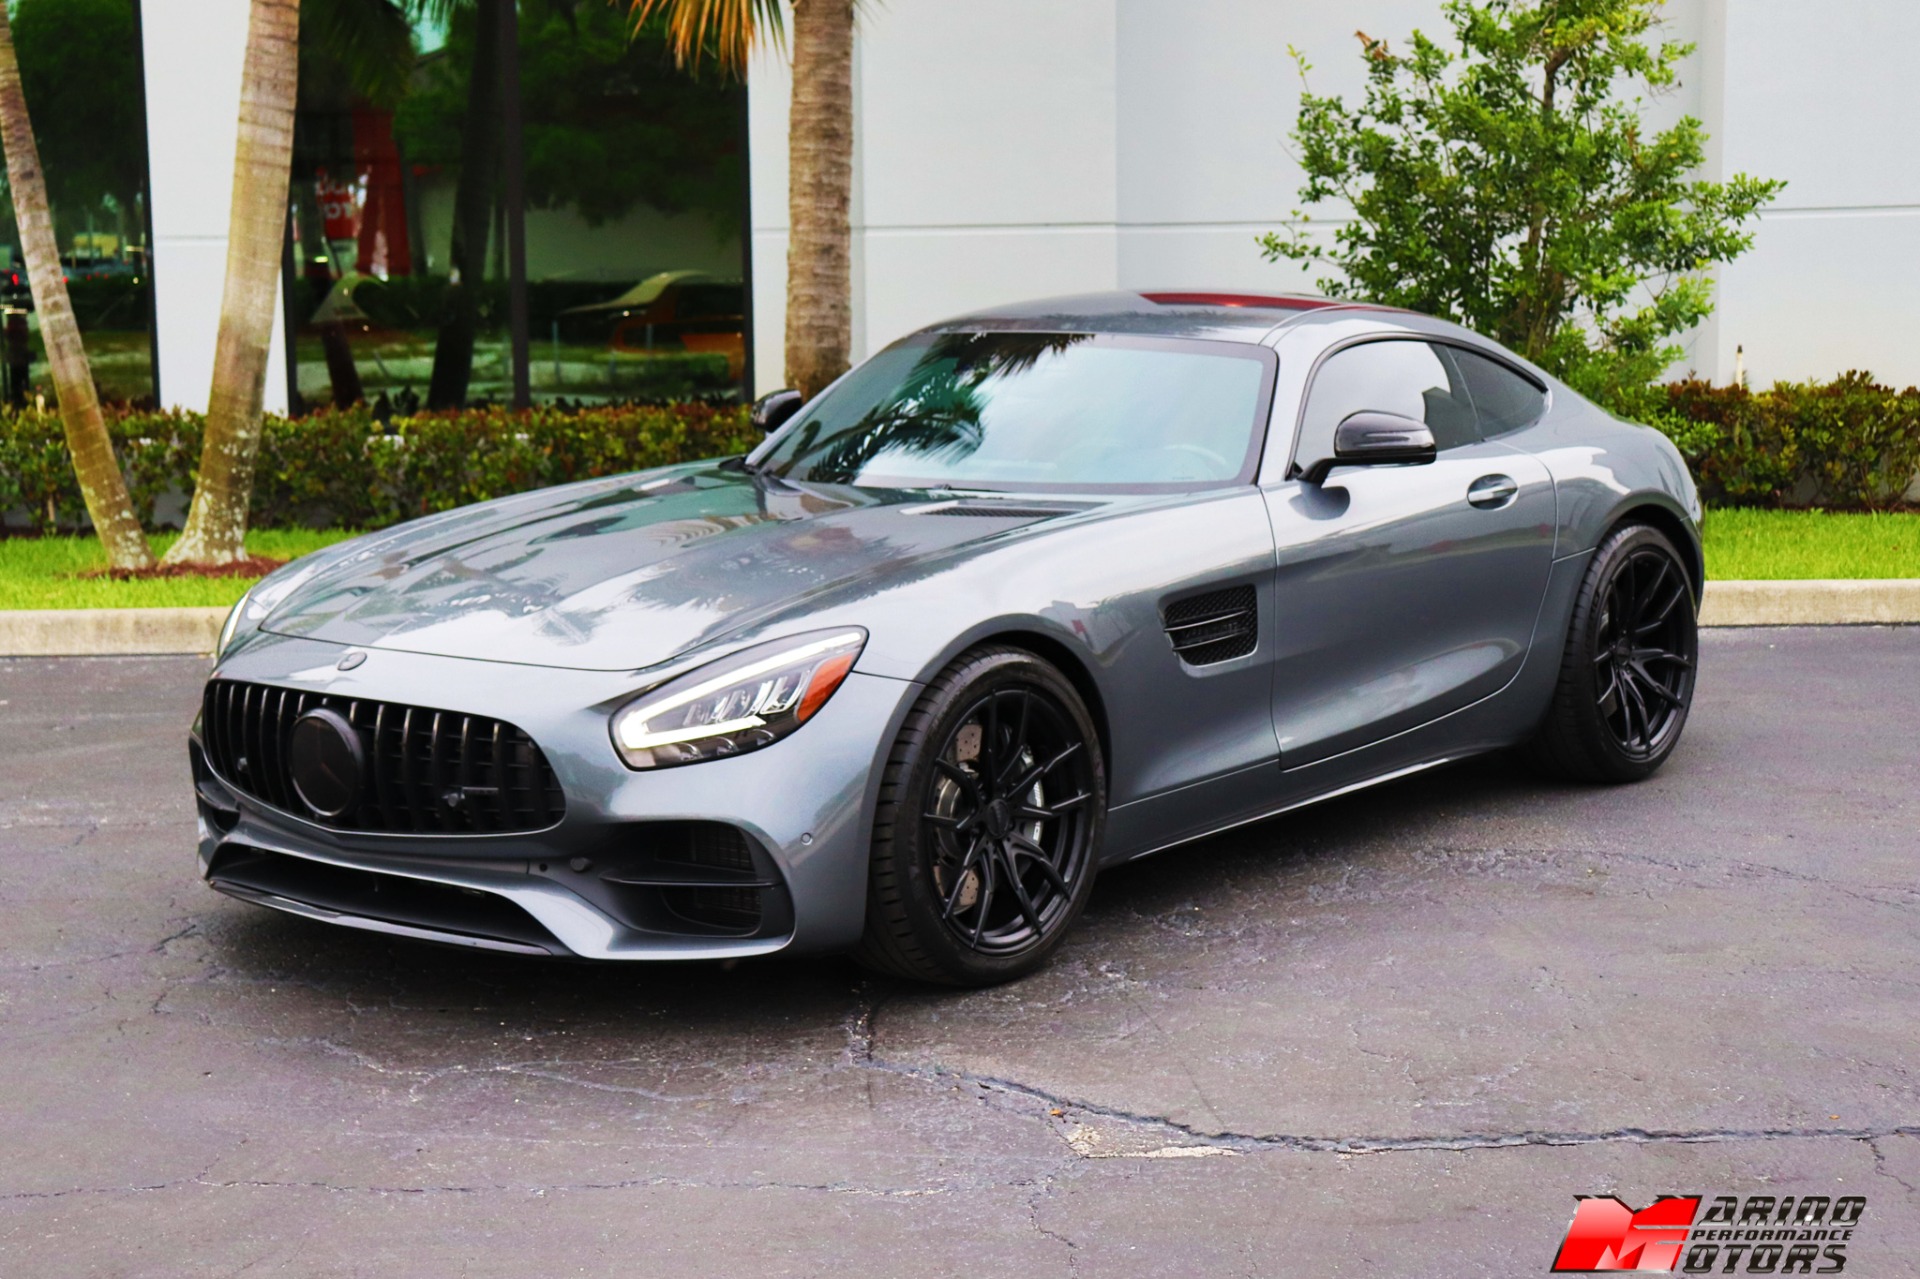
[{"xmin": 1162, "ymin": 585, "xmax": 1258, "ymax": 666}]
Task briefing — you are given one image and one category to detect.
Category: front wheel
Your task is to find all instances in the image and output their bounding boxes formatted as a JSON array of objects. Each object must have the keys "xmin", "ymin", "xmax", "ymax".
[
  {"xmin": 1528, "ymin": 522, "xmax": 1699, "ymax": 783},
  {"xmin": 854, "ymin": 647, "xmax": 1106, "ymax": 986}
]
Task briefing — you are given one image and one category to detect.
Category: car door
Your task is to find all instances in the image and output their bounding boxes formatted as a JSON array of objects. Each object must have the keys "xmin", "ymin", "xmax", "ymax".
[{"xmin": 1262, "ymin": 335, "xmax": 1555, "ymax": 768}]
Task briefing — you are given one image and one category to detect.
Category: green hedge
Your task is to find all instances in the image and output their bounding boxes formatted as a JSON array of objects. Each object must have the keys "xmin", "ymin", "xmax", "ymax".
[
  {"xmin": 6, "ymin": 372, "xmax": 1916, "ymax": 536},
  {"xmin": 1658, "ymin": 373, "xmax": 1920, "ymax": 511},
  {"xmin": 0, "ymin": 402, "xmax": 755, "ymax": 535}
]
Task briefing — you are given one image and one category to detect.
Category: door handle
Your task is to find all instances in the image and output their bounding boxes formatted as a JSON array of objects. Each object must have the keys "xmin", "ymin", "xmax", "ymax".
[{"xmin": 1467, "ymin": 474, "xmax": 1519, "ymax": 509}]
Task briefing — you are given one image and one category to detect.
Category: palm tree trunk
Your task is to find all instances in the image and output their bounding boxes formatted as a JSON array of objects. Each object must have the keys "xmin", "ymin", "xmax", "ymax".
[
  {"xmin": 0, "ymin": 7, "xmax": 152, "ymax": 569},
  {"xmin": 426, "ymin": 0, "xmax": 503, "ymax": 411},
  {"xmin": 165, "ymin": 0, "xmax": 301, "ymax": 566},
  {"xmin": 784, "ymin": 0, "xmax": 853, "ymax": 401}
]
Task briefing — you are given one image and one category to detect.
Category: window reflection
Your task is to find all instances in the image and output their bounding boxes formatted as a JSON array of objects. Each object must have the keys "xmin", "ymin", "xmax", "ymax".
[
  {"xmin": 764, "ymin": 333, "xmax": 1273, "ymax": 492},
  {"xmin": 287, "ymin": 3, "xmax": 746, "ymax": 414},
  {"xmin": 1, "ymin": 0, "xmax": 156, "ymax": 404}
]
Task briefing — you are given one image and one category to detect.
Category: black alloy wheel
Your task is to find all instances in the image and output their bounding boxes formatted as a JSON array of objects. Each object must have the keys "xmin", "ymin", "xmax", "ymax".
[
  {"xmin": 855, "ymin": 647, "xmax": 1105, "ymax": 986},
  {"xmin": 1529, "ymin": 522, "xmax": 1699, "ymax": 783}
]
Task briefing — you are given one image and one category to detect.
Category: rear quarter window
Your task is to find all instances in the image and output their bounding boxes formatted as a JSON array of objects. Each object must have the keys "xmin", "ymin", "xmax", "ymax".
[{"xmin": 1451, "ymin": 348, "xmax": 1548, "ymax": 437}]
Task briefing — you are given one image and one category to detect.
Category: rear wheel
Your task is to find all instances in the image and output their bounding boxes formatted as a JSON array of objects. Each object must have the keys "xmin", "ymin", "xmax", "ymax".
[
  {"xmin": 1528, "ymin": 522, "xmax": 1699, "ymax": 783},
  {"xmin": 854, "ymin": 647, "xmax": 1105, "ymax": 986}
]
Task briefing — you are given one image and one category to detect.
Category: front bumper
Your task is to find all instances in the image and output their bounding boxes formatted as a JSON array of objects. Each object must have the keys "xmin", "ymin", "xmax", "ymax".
[{"xmin": 193, "ymin": 631, "xmax": 918, "ymax": 960}]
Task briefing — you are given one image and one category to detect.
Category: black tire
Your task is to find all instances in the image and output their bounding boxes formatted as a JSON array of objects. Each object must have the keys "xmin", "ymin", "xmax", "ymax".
[
  {"xmin": 853, "ymin": 646, "xmax": 1106, "ymax": 986},
  {"xmin": 1528, "ymin": 522, "xmax": 1699, "ymax": 783}
]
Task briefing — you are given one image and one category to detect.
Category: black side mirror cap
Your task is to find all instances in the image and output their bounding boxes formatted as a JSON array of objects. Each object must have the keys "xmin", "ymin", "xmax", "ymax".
[
  {"xmin": 751, "ymin": 388, "xmax": 805, "ymax": 434},
  {"xmin": 1299, "ymin": 411, "xmax": 1438, "ymax": 485}
]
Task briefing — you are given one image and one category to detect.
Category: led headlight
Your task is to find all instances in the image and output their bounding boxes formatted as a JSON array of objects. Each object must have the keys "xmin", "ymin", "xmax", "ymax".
[
  {"xmin": 216, "ymin": 590, "xmax": 251, "ymax": 657},
  {"xmin": 611, "ymin": 628, "xmax": 867, "ymax": 769}
]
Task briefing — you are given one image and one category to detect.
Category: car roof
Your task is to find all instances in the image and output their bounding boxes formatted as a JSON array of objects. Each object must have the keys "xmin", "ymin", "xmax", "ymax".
[
  {"xmin": 921, "ymin": 289, "xmax": 1420, "ymax": 344},
  {"xmin": 916, "ymin": 290, "xmax": 1549, "ymax": 385}
]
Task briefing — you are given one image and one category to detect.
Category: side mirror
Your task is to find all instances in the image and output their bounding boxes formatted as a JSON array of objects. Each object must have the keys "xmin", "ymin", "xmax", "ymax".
[
  {"xmin": 1300, "ymin": 411, "xmax": 1437, "ymax": 485},
  {"xmin": 751, "ymin": 388, "xmax": 804, "ymax": 434}
]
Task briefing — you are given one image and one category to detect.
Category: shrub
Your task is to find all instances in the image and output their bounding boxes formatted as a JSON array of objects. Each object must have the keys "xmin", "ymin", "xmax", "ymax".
[
  {"xmin": 0, "ymin": 402, "xmax": 755, "ymax": 535},
  {"xmin": 1659, "ymin": 373, "xmax": 1920, "ymax": 510}
]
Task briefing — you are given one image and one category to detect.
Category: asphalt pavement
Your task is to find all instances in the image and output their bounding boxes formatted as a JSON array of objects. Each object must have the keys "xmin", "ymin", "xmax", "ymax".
[{"xmin": 2, "ymin": 628, "xmax": 1916, "ymax": 1277}]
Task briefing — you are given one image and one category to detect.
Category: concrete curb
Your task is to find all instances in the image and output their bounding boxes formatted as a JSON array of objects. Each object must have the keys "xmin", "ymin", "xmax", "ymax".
[
  {"xmin": 1, "ymin": 582, "xmax": 1917, "ymax": 657},
  {"xmin": 0, "ymin": 606, "xmax": 226, "ymax": 657},
  {"xmin": 1696, "ymin": 579, "xmax": 1920, "ymax": 627}
]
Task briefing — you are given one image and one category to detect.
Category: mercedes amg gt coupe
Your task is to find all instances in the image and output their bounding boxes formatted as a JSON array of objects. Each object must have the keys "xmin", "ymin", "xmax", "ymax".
[{"xmin": 191, "ymin": 290, "xmax": 1701, "ymax": 986}]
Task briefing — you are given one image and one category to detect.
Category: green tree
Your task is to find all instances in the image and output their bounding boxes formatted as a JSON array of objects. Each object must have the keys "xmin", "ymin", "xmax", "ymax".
[
  {"xmin": 1260, "ymin": 0, "xmax": 1783, "ymax": 415},
  {"xmin": 395, "ymin": 2, "xmax": 744, "ymax": 233}
]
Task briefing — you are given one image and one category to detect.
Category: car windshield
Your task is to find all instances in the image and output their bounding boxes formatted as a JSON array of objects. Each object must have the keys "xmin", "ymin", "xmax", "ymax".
[{"xmin": 756, "ymin": 332, "xmax": 1274, "ymax": 491}]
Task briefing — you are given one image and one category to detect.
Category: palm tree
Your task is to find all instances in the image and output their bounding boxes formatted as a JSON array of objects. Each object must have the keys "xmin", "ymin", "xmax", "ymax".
[
  {"xmin": 164, "ymin": 0, "xmax": 302, "ymax": 567},
  {"xmin": 0, "ymin": 4, "xmax": 153, "ymax": 570},
  {"xmin": 630, "ymin": 0, "xmax": 856, "ymax": 400}
]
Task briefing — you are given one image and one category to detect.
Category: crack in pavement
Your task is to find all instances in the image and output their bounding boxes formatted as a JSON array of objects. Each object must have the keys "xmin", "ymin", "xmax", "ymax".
[
  {"xmin": 1868, "ymin": 1137, "xmax": 1919, "ymax": 1198},
  {"xmin": 1025, "ymin": 1174, "xmax": 1080, "ymax": 1271},
  {"xmin": 857, "ymin": 1053, "xmax": 1920, "ymax": 1158}
]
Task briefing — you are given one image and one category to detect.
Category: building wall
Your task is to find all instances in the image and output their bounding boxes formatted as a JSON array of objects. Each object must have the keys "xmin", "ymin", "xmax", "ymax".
[
  {"xmin": 141, "ymin": 2, "xmax": 1920, "ymax": 402},
  {"xmin": 1704, "ymin": 0, "xmax": 1920, "ymax": 387},
  {"xmin": 749, "ymin": 0, "xmax": 1919, "ymax": 394}
]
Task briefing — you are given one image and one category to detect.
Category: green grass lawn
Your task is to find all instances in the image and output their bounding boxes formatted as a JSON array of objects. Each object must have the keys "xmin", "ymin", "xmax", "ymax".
[
  {"xmin": 0, "ymin": 509, "xmax": 1914, "ymax": 609},
  {"xmin": 0, "ymin": 529, "xmax": 357, "ymax": 609},
  {"xmin": 1703, "ymin": 508, "xmax": 1920, "ymax": 580}
]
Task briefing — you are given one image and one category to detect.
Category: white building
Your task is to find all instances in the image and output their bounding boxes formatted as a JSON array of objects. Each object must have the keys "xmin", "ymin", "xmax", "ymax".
[{"xmin": 145, "ymin": 0, "xmax": 1920, "ymax": 409}]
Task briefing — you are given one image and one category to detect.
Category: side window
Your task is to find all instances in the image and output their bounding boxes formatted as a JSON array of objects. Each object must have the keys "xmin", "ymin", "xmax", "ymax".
[
  {"xmin": 1451, "ymin": 347, "xmax": 1548, "ymax": 437},
  {"xmin": 1292, "ymin": 340, "xmax": 1480, "ymax": 475}
]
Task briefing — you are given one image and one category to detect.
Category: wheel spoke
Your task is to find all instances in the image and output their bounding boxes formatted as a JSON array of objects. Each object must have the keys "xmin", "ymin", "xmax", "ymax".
[
  {"xmin": 1009, "ymin": 833, "xmax": 1072, "ymax": 897},
  {"xmin": 1628, "ymin": 662, "xmax": 1683, "ymax": 707},
  {"xmin": 941, "ymin": 838, "xmax": 986, "ymax": 921},
  {"xmin": 1637, "ymin": 580, "xmax": 1688, "ymax": 633},
  {"xmin": 1595, "ymin": 664, "xmax": 1620, "ymax": 710},
  {"xmin": 1636, "ymin": 647, "xmax": 1692, "ymax": 669},
  {"xmin": 934, "ymin": 758, "xmax": 981, "ymax": 799},
  {"xmin": 968, "ymin": 853, "xmax": 997, "ymax": 949},
  {"xmin": 923, "ymin": 810, "xmax": 975, "ymax": 833},
  {"xmin": 997, "ymin": 844, "xmax": 1047, "ymax": 935},
  {"xmin": 998, "ymin": 690, "xmax": 1032, "ymax": 787},
  {"xmin": 1007, "ymin": 741, "xmax": 1084, "ymax": 799},
  {"xmin": 1619, "ymin": 671, "xmax": 1649, "ymax": 749},
  {"xmin": 1633, "ymin": 557, "xmax": 1670, "ymax": 619},
  {"xmin": 981, "ymin": 693, "xmax": 1002, "ymax": 782},
  {"xmin": 1602, "ymin": 579, "xmax": 1628, "ymax": 644}
]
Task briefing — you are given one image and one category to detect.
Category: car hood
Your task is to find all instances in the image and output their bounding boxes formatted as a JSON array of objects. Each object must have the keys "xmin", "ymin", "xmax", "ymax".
[{"xmin": 258, "ymin": 463, "xmax": 1092, "ymax": 671}]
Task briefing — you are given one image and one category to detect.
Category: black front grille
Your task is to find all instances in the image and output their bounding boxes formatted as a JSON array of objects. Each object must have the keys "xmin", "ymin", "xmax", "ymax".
[
  {"xmin": 662, "ymin": 884, "xmax": 764, "ymax": 932},
  {"xmin": 201, "ymin": 680, "xmax": 565, "ymax": 834},
  {"xmin": 1162, "ymin": 585, "xmax": 1258, "ymax": 666},
  {"xmin": 208, "ymin": 845, "xmax": 564, "ymax": 953}
]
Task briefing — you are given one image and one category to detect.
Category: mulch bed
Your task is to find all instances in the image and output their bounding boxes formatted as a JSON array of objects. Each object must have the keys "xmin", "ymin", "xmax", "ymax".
[{"xmin": 84, "ymin": 556, "xmax": 287, "ymax": 581}]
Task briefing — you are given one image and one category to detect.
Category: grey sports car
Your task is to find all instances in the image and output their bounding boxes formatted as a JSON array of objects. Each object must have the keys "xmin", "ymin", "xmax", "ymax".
[{"xmin": 192, "ymin": 290, "xmax": 1701, "ymax": 985}]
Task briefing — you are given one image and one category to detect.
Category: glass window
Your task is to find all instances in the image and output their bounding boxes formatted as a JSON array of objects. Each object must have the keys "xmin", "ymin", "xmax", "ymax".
[
  {"xmin": 287, "ymin": 3, "xmax": 747, "ymax": 414},
  {"xmin": 2, "ymin": 0, "xmax": 156, "ymax": 404},
  {"xmin": 1451, "ymin": 346, "xmax": 1548, "ymax": 437},
  {"xmin": 760, "ymin": 333, "xmax": 1274, "ymax": 492},
  {"xmin": 1292, "ymin": 339, "xmax": 1479, "ymax": 474}
]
